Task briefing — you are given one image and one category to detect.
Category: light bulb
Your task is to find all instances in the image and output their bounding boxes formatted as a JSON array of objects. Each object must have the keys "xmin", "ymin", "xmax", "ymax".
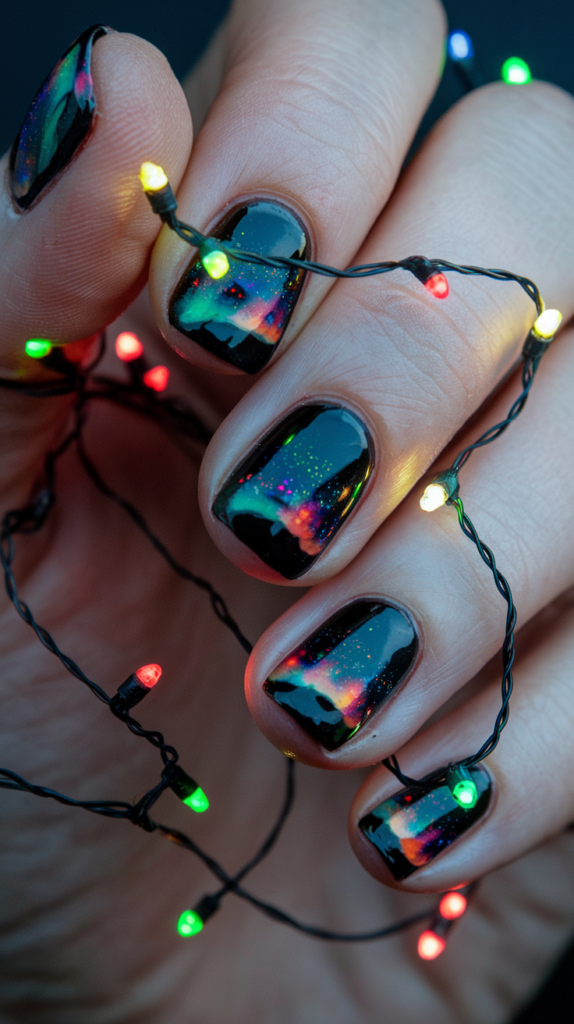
[
  {"xmin": 420, "ymin": 482, "xmax": 449, "ymax": 512},
  {"xmin": 143, "ymin": 366, "xmax": 169, "ymax": 392},
  {"xmin": 115, "ymin": 332, "xmax": 144, "ymax": 361},
  {"xmin": 183, "ymin": 786, "xmax": 210, "ymax": 813},
  {"xmin": 501, "ymin": 57, "xmax": 531, "ymax": 85},
  {"xmin": 452, "ymin": 778, "xmax": 478, "ymax": 808},
  {"xmin": 448, "ymin": 31, "xmax": 473, "ymax": 61},
  {"xmin": 177, "ymin": 909, "xmax": 204, "ymax": 936},
  {"xmin": 169, "ymin": 766, "xmax": 209, "ymax": 813},
  {"xmin": 25, "ymin": 339, "xmax": 53, "ymax": 359},
  {"xmin": 418, "ymin": 930, "xmax": 446, "ymax": 960},
  {"xmin": 532, "ymin": 309, "xmax": 562, "ymax": 340},
  {"xmin": 424, "ymin": 273, "xmax": 449, "ymax": 299},
  {"xmin": 139, "ymin": 162, "xmax": 169, "ymax": 192},
  {"xmin": 202, "ymin": 249, "xmax": 230, "ymax": 280},
  {"xmin": 135, "ymin": 664, "xmax": 162, "ymax": 688},
  {"xmin": 439, "ymin": 892, "xmax": 467, "ymax": 920}
]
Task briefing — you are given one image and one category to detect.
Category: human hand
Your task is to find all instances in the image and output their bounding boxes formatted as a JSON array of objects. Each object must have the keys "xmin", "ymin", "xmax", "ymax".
[{"xmin": 2, "ymin": 4, "xmax": 574, "ymax": 1022}]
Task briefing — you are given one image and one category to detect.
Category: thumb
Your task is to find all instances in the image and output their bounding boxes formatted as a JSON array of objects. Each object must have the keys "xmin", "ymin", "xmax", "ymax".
[{"xmin": 0, "ymin": 26, "xmax": 192, "ymax": 499}]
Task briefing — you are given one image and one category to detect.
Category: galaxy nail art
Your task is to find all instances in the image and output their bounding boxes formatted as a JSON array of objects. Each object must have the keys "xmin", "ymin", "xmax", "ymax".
[
  {"xmin": 264, "ymin": 601, "xmax": 417, "ymax": 750},
  {"xmin": 359, "ymin": 766, "xmax": 491, "ymax": 881},
  {"xmin": 169, "ymin": 201, "xmax": 308, "ymax": 374},
  {"xmin": 10, "ymin": 25, "xmax": 108, "ymax": 211},
  {"xmin": 213, "ymin": 404, "xmax": 373, "ymax": 579}
]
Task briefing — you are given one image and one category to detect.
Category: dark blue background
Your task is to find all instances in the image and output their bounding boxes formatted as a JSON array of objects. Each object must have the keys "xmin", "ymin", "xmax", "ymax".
[{"xmin": 0, "ymin": 2, "xmax": 571, "ymax": 1020}]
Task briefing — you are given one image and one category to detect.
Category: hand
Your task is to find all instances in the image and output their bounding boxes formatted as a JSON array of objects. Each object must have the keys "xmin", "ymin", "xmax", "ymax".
[{"xmin": 1, "ymin": 4, "xmax": 574, "ymax": 1021}]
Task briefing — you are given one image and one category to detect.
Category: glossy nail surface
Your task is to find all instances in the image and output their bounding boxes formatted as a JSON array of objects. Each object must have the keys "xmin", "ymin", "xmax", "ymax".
[
  {"xmin": 359, "ymin": 766, "xmax": 491, "ymax": 881},
  {"xmin": 213, "ymin": 404, "xmax": 373, "ymax": 579},
  {"xmin": 264, "ymin": 601, "xmax": 417, "ymax": 750},
  {"xmin": 10, "ymin": 25, "xmax": 107, "ymax": 211},
  {"xmin": 169, "ymin": 201, "xmax": 308, "ymax": 374}
]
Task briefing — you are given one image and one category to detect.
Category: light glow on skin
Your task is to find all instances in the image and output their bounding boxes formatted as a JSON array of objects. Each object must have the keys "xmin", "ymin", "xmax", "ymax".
[
  {"xmin": 177, "ymin": 910, "xmax": 204, "ymax": 936},
  {"xmin": 25, "ymin": 339, "xmax": 53, "ymax": 358},
  {"xmin": 501, "ymin": 57, "xmax": 531, "ymax": 85},
  {"xmin": 139, "ymin": 161, "xmax": 169, "ymax": 191},
  {"xmin": 135, "ymin": 664, "xmax": 162, "ymax": 688},
  {"xmin": 143, "ymin": 366, "xmax": 169, "ymax": 392},
  {"xmin": 420, "ymin": 482, "xmax": 448, "ymax": 512},
  {"xmin": 439, "ymin": 892, "xmax": 467, "ymax": 920},
  {"xmin": 183, "ymin": 787, "xmax": 209, "ymax": 813},
  {"xmin": 448, "ymin": 31, "xmax": 473, "ymax": 60},
  {"xmin": 418, "ymin": 930, "xmax": 446, "ymax": 960},
  {"xmin": 532, "ymin": 308, "xmax": 562, "ymax": 339},
  {"xmin": 202, "ymin": 249, "xmax": 230, "ymax": 280},
  {"xmin": 115, "ymin": 332, "xmax": 144, "ymax": 361}
]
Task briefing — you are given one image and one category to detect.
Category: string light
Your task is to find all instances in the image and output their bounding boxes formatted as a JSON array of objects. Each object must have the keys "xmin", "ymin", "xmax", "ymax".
[
  {"xmin": 199, "ymin": 240, "xmax": 230, "ymax": 280},
  {"xmin": 143, "ymin": 365, "xmax": 169, "ymax": 391},
  {"xmin": 424, "ymin": 272, "xmax": 449, "ymax": 299},
  {"xmin": 115, "ymin": 331, "xmax": 144, "ymax": 361},
  {"xmin": 0, "ymin": 134, "xmax": 558, "ymax": 956},
  {"xmin": 25, "ymin": 339, "xmax": 53, "ymax": 359},
  {"xmin": 501, "ymin": 57, "xmax": 531, "ymax": 85}
]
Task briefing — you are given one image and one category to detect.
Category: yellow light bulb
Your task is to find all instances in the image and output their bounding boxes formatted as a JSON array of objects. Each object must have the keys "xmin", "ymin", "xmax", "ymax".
[
  {"xmin": 420, "ymin": 482, "xmax": 449, "ymax": 512},
  {"xmin": 532, "ymin": 308, "xmax": 562, "ymax": 340},
  {"xmin": 139, "ymin": 162, "xmax": 169, "ymax": 192},
  {"xmin": 202, "ymin": 249, "xmax": 230, "ymax": 279}
]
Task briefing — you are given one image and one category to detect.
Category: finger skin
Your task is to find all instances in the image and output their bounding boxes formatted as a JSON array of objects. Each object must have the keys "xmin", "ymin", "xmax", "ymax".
[
  {"xmin": 198, "ymin": 81, "xmax": 574, "ymax": 587},
  {"xmin": 149, "ymin": 0, "xmax": 445, "ymax": 375}
]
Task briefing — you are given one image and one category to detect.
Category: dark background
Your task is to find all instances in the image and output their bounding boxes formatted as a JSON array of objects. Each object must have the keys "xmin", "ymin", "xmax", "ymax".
[{"xmin": 0, "ymin": 1, "xmax": 572, "ymax": 1020}]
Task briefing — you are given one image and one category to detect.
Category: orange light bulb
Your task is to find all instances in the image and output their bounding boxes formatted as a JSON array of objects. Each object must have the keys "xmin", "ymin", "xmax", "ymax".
[
  {"xmin": 417, "ymin": 930, "xmax": 446, "ymax": 960},
  {"xmin": 115, "ymin": 332, "xmax": 144, "ymax": 361},
  {"xmin": 439, "ymin": 892, "xmax": 467, "ymax": 920},
  {"xmin": 135, "ymin": 664, "xmax": 162, "ymax": 688}
]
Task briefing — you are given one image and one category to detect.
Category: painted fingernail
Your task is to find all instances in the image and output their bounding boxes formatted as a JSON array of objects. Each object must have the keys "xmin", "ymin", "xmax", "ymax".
[
  {"xmin": 359, "ymin": 766, "xmax": 492, "ymax": 881},
  {"xmin": 169, "ymin": 201, "xmax": 308, "ymax": 374},
  {"xmin": 213, "ymin": 404, "xmax": 373, "ymax": 579},
  {"xmin": 264, "ymin": 601, "xmax": 417, "ymax": 750},
  {"xmin": 10, "ymin": 25, "xmax": 108, "ymax": 211}
]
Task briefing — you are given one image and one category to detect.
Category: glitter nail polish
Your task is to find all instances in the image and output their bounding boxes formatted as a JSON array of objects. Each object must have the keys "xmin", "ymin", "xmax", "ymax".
[
  {"xmin": 10, "ymin": 25, "xmax": 108, "ymax": 211},
  {"xmin": 169, "ymin": 201, "xmax": 308, "ymax": 374},
  {"xmin": 213, "ymin": 404, "xmax": 373, "ymax": 579},
  {"xmin": 359, "ymin": 766, "xmax": 492, "ymax": 881},
  {"xmin": 264, "ymin": 601, "xmax": 417, "ymax": 750}
]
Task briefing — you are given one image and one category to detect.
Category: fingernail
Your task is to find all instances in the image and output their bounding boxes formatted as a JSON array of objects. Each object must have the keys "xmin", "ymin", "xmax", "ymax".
[
  {"xmin": 169, "ymin": 201, "xmax": 308, "ymax": 374},
  {"xmin": 10, "ymin": 25, "xmax": 108, "ymax": 211},
  {"xmin": 264, "ymin": 601, "xmax": 417, "ymax": 749},
  {"xmin": 359, "ymin": 766, "xmax": 492, "ymax": 881},
  {"xmin": 213, "ymin": 404, "xmax": 373, "ymax": 579}
]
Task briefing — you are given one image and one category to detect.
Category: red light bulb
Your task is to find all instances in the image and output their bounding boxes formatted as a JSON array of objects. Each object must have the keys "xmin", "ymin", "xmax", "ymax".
[
  {"xmin": 424, "ymin": 273, "xmax": 449, "ymax": 299},
  {"xmin": 135, "ymin": 664, "xmax": 162, "ymax": 688},
  {"xmin": 417, "ymin": 930, "xmax": 446, "ymax": 960},
  {"xmin": 115, "ymin": 332, "xmax": 144, "ymax": 361},
  {"xmin": 439, "ymin": 892, "xmax": 467, "ymax": 920},
  {"xmin": 143, "ymin": 365, "xmax": 169, "ymax": 391}
]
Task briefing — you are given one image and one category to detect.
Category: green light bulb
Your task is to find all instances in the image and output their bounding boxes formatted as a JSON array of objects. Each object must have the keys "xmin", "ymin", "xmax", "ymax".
[
  {"xmin": 177, "ymin": 909, "xmax": 204, "ymax": 936},
  {"xmin": 25, "ymin": 339, "xmax": 53, "ymax": 359},
  {"xmin": 501, "ymin": 57, "xmax": 531, "ymax": 85},
  {"xmin": 183, "ymin": 786, "xmax": 209, "ymax": 813},
  {"xmin": 202, "ymin": 249, "xmax": 230, "ymax": 280},
  {"xmin": 452, "ymin": 779, "xmax": 478, "ymax": 808}
]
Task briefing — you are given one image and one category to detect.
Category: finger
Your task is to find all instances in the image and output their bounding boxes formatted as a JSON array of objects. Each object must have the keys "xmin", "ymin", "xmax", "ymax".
[
  {"xmin": 199, "ymin": 80, "xmax": 574, "ymax": 586},
  {"xmin": 149, "ymin": 0, "xmax": 445, "ymax": 375},
  {"xmin": 244, "ymin": 324, "xmax": 574, "ymax": 767},
  {"xmin": 0, "ymin": 28, "xmax": 191, "ymax": 500},
  {"xmin": 348, "ymin": 589, "xmax": 574, "ymax": 891}
]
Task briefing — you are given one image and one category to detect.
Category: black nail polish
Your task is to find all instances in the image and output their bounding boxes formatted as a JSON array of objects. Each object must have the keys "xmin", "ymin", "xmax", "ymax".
[
  {"xmin": 213, "ymin": 404, "xmax": 373, "ymax": 579},
  {"xmin": 10, "ymin": 25, "xmax": 108, "ymax": 211},
  {"xmin": 264, "ymin": 601, "xmax": 417, "ymax": 750},
  {"xmin": 169, "ymin": 201, "xmax": 308, "ymax": 374},
  {"xmin": 359, "ymin": 766, "xmax": 492, "ymax": 881}
]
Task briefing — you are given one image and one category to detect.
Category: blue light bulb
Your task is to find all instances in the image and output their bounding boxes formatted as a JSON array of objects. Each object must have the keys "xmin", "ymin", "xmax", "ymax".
[{"xmin": 448, "ymin": 31, "xmax": 474, "ymax": 61}]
